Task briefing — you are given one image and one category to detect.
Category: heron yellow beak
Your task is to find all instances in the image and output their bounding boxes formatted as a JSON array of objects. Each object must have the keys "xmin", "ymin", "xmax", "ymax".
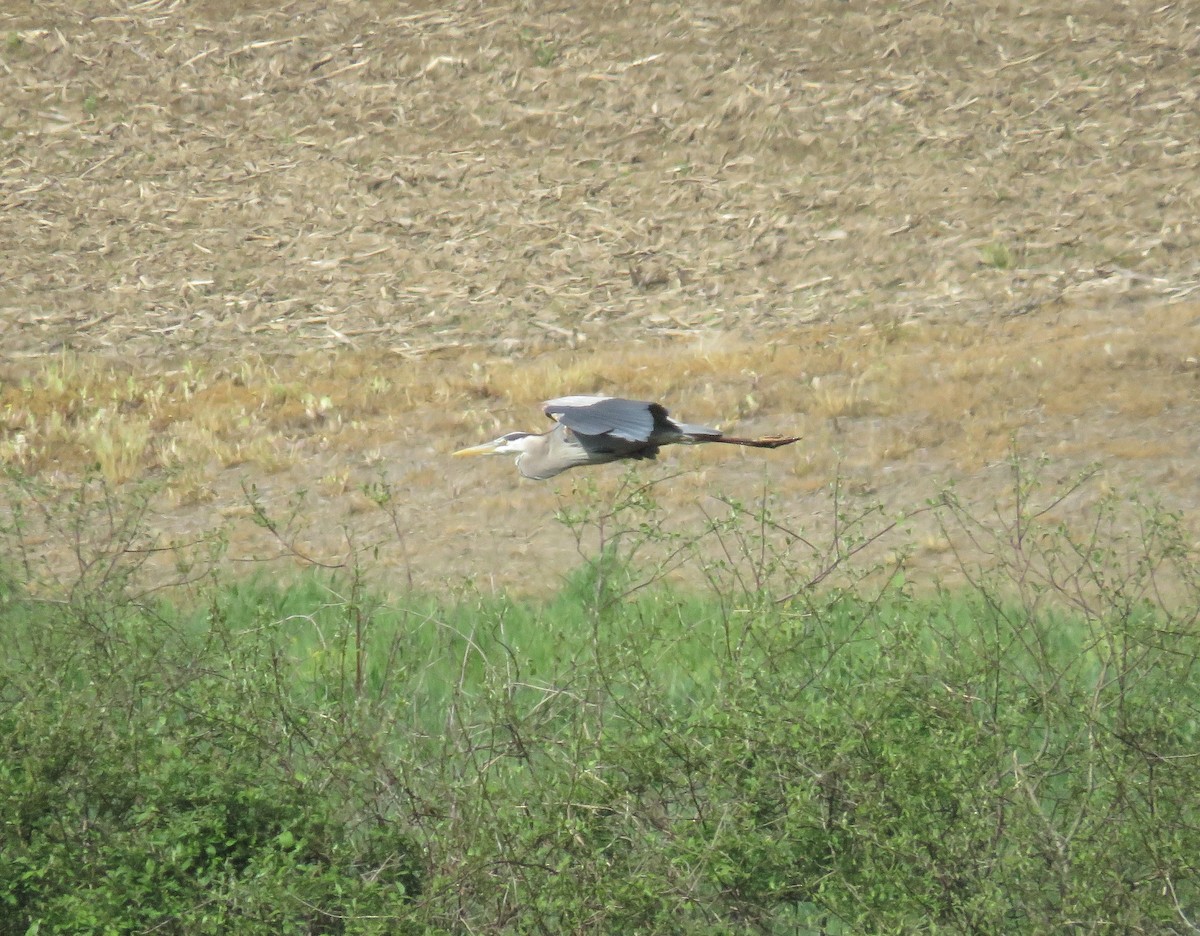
[{"xmin": 452, "ymin": 441, "xmax": 500, "ymax": 457}]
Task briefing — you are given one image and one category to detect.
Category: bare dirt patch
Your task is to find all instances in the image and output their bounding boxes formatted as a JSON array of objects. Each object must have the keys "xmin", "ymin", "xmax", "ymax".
[{"xmin": 2, "ymin": 1, "xmax": 1199, "ymax": 593}]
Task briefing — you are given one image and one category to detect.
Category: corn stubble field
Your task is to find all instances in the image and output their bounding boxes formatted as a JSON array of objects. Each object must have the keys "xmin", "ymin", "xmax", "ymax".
[
  {"xmin": 3, "ymin": 1, "xmax": 1200, "ymax": 933},
  {"xmin": 3, "ymin": 0, "xmax": 1200, "ymax": 589}
]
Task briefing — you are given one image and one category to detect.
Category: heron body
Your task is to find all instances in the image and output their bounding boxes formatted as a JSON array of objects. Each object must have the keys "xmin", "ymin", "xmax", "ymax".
[{"xmin": 454, "ymin": 395, "xmax": 800, "ymax": 480}]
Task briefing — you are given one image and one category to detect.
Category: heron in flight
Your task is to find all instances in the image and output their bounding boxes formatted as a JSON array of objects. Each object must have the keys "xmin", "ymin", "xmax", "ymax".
[{"xmin": 453, "ymin": 395, "xmax": 800, "ymax": 480}]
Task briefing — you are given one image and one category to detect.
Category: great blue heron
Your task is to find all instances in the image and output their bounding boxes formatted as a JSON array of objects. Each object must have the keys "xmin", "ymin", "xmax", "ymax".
[{"xmin": 453, "ymin": 395, "xmax": 800, "ymax": 480}]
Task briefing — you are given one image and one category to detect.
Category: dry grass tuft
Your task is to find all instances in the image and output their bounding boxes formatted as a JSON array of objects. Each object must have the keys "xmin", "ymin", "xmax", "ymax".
[{"xmin": 4, "ymin": 298, "xmax": 1196, "ymax": 499}]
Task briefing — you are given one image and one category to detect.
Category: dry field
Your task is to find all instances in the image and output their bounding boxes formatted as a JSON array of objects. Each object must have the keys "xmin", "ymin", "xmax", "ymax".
[{"xmin": 2, "ymin": 0, "xmax": 1199, "ymax": 593}]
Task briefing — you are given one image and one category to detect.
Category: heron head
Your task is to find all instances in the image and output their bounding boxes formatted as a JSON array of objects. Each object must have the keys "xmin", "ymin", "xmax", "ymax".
[{"xmin": 452, "ymin": 431, "xmax": 538, "ymax": 458}]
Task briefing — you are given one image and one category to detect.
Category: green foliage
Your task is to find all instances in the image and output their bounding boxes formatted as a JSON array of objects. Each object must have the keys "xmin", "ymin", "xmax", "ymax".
[
  {"xmin": 2, "ymin": 460, "xmax": 1199, "ymax": 933},
  {"xmin": 517, "ymin": 28, "xmax": 559, "ymax": 67},
  {"xmin": 979, "ymin": 241, "xmax": 1015, "ymax": 269},
  {"xmin": 0, "ymin": 586, "xmax": 423, "ymax": 935}
]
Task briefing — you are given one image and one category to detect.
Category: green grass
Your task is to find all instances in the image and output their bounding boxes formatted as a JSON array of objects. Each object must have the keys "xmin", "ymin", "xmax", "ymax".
[
  {"xmin": 3, "ymin": 460, "xmax": 1199, "ymax": 933},
  {"xmin": 979, "ymin": 241, "xmax": 1015, "ymax": 269},
  {"xmin": 3, "ymin": 557, "xmax": 1199, "ymax": 934}
]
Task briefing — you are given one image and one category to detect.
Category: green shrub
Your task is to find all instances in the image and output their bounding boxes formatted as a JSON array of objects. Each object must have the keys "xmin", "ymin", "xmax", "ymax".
[
  {"xmin": 0, "ymin": 590, "xmax": 423, "ymax": 935},
  {"xmin": 2, "ymin": 462, "xmax": 1198, "ymax": 933}
]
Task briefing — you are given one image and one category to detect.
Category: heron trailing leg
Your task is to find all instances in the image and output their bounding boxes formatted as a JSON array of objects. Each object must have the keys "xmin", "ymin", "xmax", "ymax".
[{"xmin": 704, "ymin": 434, "xmax": 802, "ymax": 449}]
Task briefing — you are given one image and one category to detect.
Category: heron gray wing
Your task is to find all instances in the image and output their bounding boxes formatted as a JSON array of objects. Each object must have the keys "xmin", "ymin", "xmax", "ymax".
[
  {"xmin": 543, "ymin": 395, "xmax": 613, "ymax": 409},
  {"xmin": 543, "ymin": 396, "xmax": 659, "ymax": 442}
]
